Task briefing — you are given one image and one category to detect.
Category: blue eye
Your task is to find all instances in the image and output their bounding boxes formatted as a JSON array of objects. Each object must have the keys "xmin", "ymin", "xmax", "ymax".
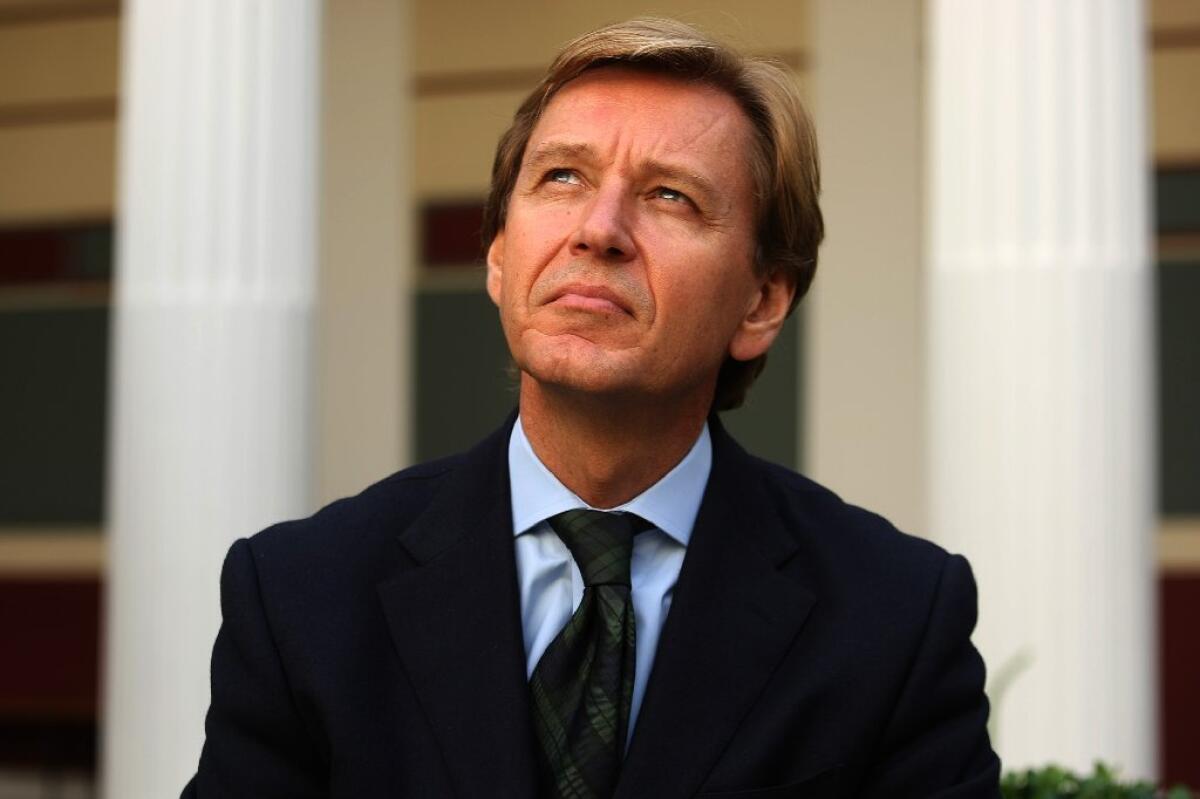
[
  {"xmin": 655, "ymin": 186, "xmax": 687, "ymax": 202},
  {"xmin": 548, "ymin": 169, "xmax": 579, "ymax": 184}
]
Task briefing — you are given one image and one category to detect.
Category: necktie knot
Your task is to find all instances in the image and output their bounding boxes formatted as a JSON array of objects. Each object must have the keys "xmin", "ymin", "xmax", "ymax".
[{"xmin": 548, "ymin": 509, "xmax": 644, "ymax": 587}]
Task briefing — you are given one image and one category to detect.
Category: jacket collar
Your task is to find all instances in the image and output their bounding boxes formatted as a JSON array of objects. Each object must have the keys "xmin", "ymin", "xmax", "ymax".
[
  {"xmin": 376, "ymin": 415, "xmax": 540, "ymax": 798},
  {"xmin": 614, "ymin": 418, "xmax": 816, "ymax": 798}
]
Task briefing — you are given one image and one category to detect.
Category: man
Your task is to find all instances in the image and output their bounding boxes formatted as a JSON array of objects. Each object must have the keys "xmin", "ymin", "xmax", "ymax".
[{"xmin": 185, "ymin": 18, "xmax": 1001, "ymax": 798}]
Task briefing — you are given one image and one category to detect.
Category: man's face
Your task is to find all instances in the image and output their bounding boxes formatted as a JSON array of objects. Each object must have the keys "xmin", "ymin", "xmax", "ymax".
[{"xmin": 487, "ymin": 67, "xmax": 791, "ymax": 405}]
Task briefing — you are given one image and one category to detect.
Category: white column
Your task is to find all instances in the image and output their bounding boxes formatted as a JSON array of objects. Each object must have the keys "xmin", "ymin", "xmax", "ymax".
[
  {"xmin": 927, "ymin": 0, "xmax": 1156, "ymax": 777},
  {"xmin": 102, "ymin": 2, "xmax": 321, "ymax": 796}
]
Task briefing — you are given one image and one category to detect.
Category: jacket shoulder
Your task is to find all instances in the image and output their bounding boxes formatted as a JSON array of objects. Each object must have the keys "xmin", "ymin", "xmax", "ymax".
[
  {"xmin": 246, "ymin": 450, "xmax": 468, "ymax": 569},
  {"xmin": 747, "ymin": 453, "xmax": 954, "ymax": 588}
]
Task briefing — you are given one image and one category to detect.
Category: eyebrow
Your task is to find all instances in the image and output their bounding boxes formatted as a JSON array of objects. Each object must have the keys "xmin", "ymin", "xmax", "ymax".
[
  {"xmin": 522, "ymin": 142, "xmax": 598, "ymax": 175},
  {"xmin": 643, "ymin": 162, "xmax": 719, "ymax": 205},
  {"xmin": 522, "ymin": 141, "xmax": 721, "ymax": 205}
]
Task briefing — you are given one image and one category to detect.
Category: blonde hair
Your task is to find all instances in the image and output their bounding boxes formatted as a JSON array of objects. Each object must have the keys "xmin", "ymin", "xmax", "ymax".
[{"xmin": 483, "ymin": 18, "xmax": 823, "ymax": 410}]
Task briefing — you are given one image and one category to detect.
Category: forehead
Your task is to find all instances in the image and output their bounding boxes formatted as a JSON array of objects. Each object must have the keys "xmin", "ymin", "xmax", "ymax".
[{"xmin": 526, "ymin": 67, "xmax": 754, "ymax": 177}]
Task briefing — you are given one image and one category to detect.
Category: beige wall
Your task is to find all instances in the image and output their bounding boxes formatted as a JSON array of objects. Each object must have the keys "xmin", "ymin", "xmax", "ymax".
[
  {"xmin": 412, "ymin": 1, "xmax": 809, "ymax": 203},
  {"xmin": 1151, "ymin": 0, "xmax": 1200, "ymax": 30},
  {"xmin": 1153, "ymin": 48, "xmax": 1200, "ymax": 165},
  {"xmin": 0, "ymin": 15, "xmax": 117, "ymax": 105},
  {"xmin": 317, "ymin": 0, "xmax": 412, "ymax": 504},
  {"xmin": 807, "ymin": 0, "xmax": 926, "ymax": 533},
  {"xmin": 415, "ymin": 89, "xmax": 529, "ymax": 200},
  {"xmin": 4, "ymin": 0, "xmax": 1198, "ymax": 220},
  {"xmin": 0, "ymin": 119, "xmax": 114, "ymax": 222},
  {"xmin": 1151, "ymin": 0, "xmax": 1200, "ymax": 165},
  {"xmin": 415, "ymin": 0, "xmax": 807, "ymax": 75},
  {"xmin": 0, "ymin": 12, "xmax": 117, "ymax": 222}
]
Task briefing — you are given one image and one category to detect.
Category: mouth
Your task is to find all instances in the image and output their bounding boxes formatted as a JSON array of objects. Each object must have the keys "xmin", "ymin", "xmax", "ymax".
[{"xmin": 547, "ymin": 283, "xmax": 634, "ymax": 316}]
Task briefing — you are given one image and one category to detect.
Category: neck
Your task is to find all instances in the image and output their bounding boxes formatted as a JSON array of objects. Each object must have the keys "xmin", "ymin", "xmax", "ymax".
[{"xmin": 519, "ymin": 376, "xmax": 711, "ymax": 509}]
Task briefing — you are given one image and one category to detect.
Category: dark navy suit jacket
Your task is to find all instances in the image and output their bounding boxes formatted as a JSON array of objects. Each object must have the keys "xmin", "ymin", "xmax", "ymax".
[{"xmin": 183, "ymin": 416, "xmax": 1001, "ymax": 797}]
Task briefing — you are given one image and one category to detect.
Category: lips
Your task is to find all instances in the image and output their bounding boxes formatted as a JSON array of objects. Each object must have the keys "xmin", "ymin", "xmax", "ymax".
[{"xmin": 547, "ymin": 283, "xmax": 634, "ymax": 315}]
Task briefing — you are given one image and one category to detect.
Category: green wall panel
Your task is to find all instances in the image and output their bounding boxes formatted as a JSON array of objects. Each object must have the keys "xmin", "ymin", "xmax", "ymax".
[
  {"xmin": 0, "ymin": 307, "xmax": 109, "ymax": 525},
  {"xmin": 1158, "ymin": 261, "xmax": 1200, "ymax": 514},
  {"xmin": 719, "ymin": 312, "xmax": 801, "ymax": 470},
  {"xmin": 1157, "ymin": 169, "xmax": 1200, "ymax": 234},
  {"xmin": 415, "ymin": 290, "xmax": 518, "ymax": 461}
]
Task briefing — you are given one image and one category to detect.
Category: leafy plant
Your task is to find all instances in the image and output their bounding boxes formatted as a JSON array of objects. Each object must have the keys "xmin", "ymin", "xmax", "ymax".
[{"xmin": 1001, "ymin": 762, "xmax": 1194, "ymax": 799}]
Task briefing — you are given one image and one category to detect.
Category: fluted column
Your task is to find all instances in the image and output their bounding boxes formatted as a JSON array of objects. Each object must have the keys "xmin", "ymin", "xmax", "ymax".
[
  {"xmin": 102, "ymin": 2, "xmax": 321, "ymax": 796},
  {"xmin": 927, "ymin": 0, "xmax": 1156, "ymax": 777}
]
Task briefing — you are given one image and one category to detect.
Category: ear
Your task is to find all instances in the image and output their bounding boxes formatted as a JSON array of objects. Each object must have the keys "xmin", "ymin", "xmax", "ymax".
[
  {"xmin": 728, "ymin": 268, "xmax": 796, "ymax": 362},
  {"xmin": 485, "ymin": 229, "xmax": 505, "ymax": 307}
]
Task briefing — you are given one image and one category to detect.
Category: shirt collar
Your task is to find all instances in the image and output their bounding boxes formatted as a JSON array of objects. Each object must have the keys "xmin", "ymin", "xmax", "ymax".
[{"xmin": 508, "ymin": 416, "xmax": 711, "ymax": 547}]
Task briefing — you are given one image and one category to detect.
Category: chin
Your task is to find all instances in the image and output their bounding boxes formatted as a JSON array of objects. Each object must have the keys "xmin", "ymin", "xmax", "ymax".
[{"xmin": 516, "ymin": 342, "xmax": 642, "ymax": 398}]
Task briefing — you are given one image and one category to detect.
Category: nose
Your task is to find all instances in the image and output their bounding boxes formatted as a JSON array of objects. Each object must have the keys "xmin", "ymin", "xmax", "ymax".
[{"xmin": 569, "ymin": 184, "xmax": 635, "ymax": 263}]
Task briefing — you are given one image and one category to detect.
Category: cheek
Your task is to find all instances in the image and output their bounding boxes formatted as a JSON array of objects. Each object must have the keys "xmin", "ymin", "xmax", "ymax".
[
  {"xmin": 655, "ymin": 247, "xmax": 755, "ymax": 315},
  {"xmin": 497, "ymin": 238, "xmax": 538, "ymax": 305},
  {"xmin": 653, "ymin": 273, "xmax": 739, "ymax": 349},
  {"xmin": 510, "ymin": 202, "xmax": 576, "ymax": 247},
  {"xmin": 507, "ymin": 215, "xmax": 574, "ymax": 282}
]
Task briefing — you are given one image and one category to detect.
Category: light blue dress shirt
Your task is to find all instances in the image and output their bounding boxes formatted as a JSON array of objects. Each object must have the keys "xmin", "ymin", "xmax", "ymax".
[{"xmin": 508, "ymin": 416, "xmax": 712, "ymax": 743}]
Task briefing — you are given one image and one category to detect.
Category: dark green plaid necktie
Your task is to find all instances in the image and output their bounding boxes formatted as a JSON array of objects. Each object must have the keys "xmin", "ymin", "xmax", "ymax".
[{"xmin": 530, "ymin": 509, "xmax": 645, "ymax": 799}]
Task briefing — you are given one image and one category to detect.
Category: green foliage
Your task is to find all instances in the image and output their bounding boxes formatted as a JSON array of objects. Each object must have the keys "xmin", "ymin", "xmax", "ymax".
[{"xmin": 1001, "ymin": 762, "xmax": 1194, "ymax": 799}]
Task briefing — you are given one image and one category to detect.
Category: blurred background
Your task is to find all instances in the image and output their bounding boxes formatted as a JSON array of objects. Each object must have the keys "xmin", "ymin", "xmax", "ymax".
[{"xmin": 0, "ymin": 0, "xmax": 1196, "ymax": 796}]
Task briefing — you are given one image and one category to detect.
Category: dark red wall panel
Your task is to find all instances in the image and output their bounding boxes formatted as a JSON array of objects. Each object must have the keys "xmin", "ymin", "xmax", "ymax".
[
  {"xmin": 0, "ymin": 578, "xmax": 100, "ymax": 721},
  {"xmin": 1160, "ymin": 573, "xmax": 1200, "ymax": 789},
  {"xmin": 422, "ymin": 201, "xmax": 485, "ymax": 266}
]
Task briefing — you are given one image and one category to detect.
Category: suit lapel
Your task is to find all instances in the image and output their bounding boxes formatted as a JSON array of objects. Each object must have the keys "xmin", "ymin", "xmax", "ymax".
[
  {"xmin": 616, "ymin": 422, "xmax": 817, "ymax": 799},
  {"xmin": 375, "ymin": 420, "xmax": 539, "ymax": 798}
]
